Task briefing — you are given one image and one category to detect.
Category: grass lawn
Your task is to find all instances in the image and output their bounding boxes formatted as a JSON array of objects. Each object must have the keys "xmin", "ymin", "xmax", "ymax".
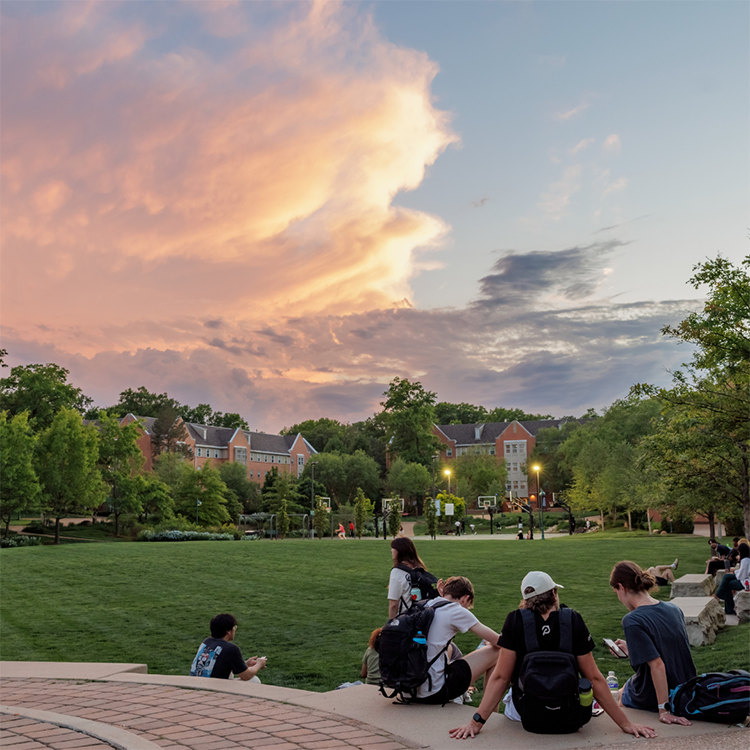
[{"xmin": 1, "ymin": 534, "xmax": 747, "ymax": 695}]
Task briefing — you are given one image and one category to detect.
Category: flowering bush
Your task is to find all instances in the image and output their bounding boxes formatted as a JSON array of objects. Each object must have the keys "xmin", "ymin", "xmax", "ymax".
[
  {"xmin": 136, "ymin": 530, "xmax": 234, "ymax": 542},
  {"xmin": 0, "ymin": 536, "xmax": 43, "ymax": 548}
]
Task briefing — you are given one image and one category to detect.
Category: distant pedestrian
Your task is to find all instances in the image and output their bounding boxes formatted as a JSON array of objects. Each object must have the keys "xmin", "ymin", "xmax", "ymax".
[
  {"xmin": 470, "ymin": 524, "xmax": 476, "ymax": 535},
  {"xmin": 586, "ymin": 519, "xmax": 591, "ymax": 530},
  {"xmin": 455, "ymin": 520, "xmax": 461, "ymax": 536},
  {"xmin": 348, "ymin": 521, "xmax": 355, "ymax": 538}
]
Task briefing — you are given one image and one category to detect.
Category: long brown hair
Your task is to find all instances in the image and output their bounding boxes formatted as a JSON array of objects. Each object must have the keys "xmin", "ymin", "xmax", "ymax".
[
  {"xmin": 610, "ymin": 561, "xmax": 657, "ymax": 593},
  {"xmin": 391, "ymin": 537, "xmax": 425, "ymax": 569},
  {"xmin": 519, "ymin": 589, "xmax": 558, "ymax": 614}
]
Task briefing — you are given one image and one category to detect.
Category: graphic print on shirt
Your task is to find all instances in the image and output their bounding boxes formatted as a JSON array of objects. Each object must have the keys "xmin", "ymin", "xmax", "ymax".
[{"xmin": 190, "ymin": 643, "xmax": 223, "ymax": 677}]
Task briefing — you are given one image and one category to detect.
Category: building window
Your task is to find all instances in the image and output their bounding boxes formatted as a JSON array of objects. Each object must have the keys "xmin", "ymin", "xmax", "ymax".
[
  {"xmin": 214, "ymin": 450, "xmax": 219, "ymax": 458},
  {"xmin": 520, "ymin": 482, "xmax": 526, "ymax": 489},
  {"xmin": 489, "ymin": 447, "xmax": 495, "ymax": 455},
  {"xmin": 298, "ymin": 455, "xmax": 304, "ymax": 466},
  {"xmin": 446, "ymin": 448, "xmax": 452, "ymax": 457},
  {"xmin": 234, "ymin": 447, "xmax": 247, "ymax": 465},
  {"xmin": 264, "ymin": 454, "xmax": 268, "ymax": 462},
  {"xmin": 512, "ymin": 445, "xmax": 518, "ymax": 454},
  {"xmin": 513, "ymin": 481, "xmax": 519, "ymax": 489},
  {"xmin": 197, "ymin": 448, "xmax": 202, "ymax": 457},
  {"xmin": 505, "ymin": 444, "xmax": 511, "ymax": 455}
]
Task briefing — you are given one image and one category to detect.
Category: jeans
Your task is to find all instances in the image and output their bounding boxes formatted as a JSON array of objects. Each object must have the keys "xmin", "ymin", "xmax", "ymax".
[{"xmin": 716, "ymin": 573, "xmax": 744, "ymax": 614}]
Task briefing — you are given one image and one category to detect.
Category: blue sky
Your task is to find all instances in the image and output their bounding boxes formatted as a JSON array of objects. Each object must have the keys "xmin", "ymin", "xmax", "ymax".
[{"xmin": 1, "ymin": 1, "xmax": 747, "ymax": 431}]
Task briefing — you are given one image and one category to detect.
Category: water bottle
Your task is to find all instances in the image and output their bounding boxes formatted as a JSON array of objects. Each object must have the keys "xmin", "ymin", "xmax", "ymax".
[
  {"xmin": 606, "ymin": 671, "xmax": 619, "ymax": 699},
  {"xmin": 578, "ymin": 678, "xmax": 593, "ymax": 707},
  {"xmin": 413, "ymin": 630, "xmax": 426, "ymax": 645},
  {"xmin": 411, "ymin": 586, "xmax": 421, "ymax": 602}
]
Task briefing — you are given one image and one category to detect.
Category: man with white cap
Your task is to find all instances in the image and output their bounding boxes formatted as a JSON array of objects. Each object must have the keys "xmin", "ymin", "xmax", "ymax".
[{"xmin": 449, "ymin": 571, "xmax": 656, "ymax": 740}]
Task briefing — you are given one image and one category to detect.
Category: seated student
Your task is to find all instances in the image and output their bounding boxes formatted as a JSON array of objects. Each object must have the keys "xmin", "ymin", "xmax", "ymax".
[
  {"xmin": 190, "ymin": 613, "xmax": 267, "ymax": 681},
  {"xmin": 645, "ymin": 559, "xmax": 679, "ymax": 586},
  {"xmin": 715, "ymin": 542, "xmax": 750, "ymax": 615},
  {"xmin": 361, "ymin": 628, "xmax": 382, "ymax": 685},
  {"xmin": 413, "ymin": 576, "xmax": 502, "ymax": 704},
  {"xmin": 705, "ymin": 539, "xmax": 731, "ymax": 576},
  {"xmin": 449, "ymin": 572, "xmax": 656, "ymax": 740},
  {"xmin": 610, "ymin": 562, "xmax": 694, "ymax": 725}
]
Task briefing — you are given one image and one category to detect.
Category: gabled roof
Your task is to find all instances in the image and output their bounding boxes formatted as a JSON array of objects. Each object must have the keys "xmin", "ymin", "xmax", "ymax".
[
  {"xmin": 127, "ymin": 415, "xmax": 157, "ymax": 434},
  {"xmin": 184, "ymin": 422, "xmax": 236, "ymax": 448},
  {"xmin": 435, "ymin": 419, "xmax": 584, "ymax": 445},
  {"xmin": 246, "ymin": 431, "xmax": 296, "ymax": 455}
]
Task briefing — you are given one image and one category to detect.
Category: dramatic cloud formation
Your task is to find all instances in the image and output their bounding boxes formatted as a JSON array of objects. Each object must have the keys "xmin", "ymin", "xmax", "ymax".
[{"xmin": 1, "ymin": 2, "xmax": 701, "ymax": 431}]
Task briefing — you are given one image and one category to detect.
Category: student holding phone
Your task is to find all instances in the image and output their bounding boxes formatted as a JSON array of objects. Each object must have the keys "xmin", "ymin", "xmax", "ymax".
[{"xmin": 609, "ymin": 561, "xmax": 695, "ymax": 726}]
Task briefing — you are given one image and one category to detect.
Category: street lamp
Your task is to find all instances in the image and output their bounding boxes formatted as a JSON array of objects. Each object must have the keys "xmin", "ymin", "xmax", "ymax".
[
  {"xmin": 310, "ymin": 461, "xmax": 318, "ymax": 538},
  {"xmin": 533, "ymin": 464, "xmax": 544, "ymax": 540},
  {"xmin": 444, "ymin": 469, "xmax": 451, "ymax": 495}
]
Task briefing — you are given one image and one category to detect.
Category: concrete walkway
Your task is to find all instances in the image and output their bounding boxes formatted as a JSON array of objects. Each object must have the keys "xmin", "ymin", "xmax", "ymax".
[{"xmin": 1, "ymin": 662, "xmax": 745, "ymax": 750}]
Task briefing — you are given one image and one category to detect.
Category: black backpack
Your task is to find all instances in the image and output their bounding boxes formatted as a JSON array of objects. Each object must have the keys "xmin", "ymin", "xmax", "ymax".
[
  {"xmin": 514, "ymin": 608, "xmax": 592, "ymax": 734},
  {"xmin": 378, "ymin": 599, "xmax": 451, "ymax": 703},
  {"xmin": 669, "ymin": 670, "xmax": 750, "ymax": 724},
  {"xmin": 395, "ymin": 564, "xmax": 439, "ymax": 612}
]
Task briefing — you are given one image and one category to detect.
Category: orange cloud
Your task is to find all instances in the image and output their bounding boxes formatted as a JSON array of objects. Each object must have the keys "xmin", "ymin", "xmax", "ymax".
[{"xmin": 2, "ymin": 1, "xmax": 457, "ymax": 354}]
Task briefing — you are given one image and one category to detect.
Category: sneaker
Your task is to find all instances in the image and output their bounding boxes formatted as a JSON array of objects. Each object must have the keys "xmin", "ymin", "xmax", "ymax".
[{"xmin": 672, "ymin": 558, "xmax": 679, "ymax": 570}]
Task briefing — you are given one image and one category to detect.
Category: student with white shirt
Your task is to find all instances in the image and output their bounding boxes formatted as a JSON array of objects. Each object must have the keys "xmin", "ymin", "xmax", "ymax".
[
  {"xmin": 412, "ymin": 576, "xmax": 501, "ymax": 704},
  {"xmin": 715, "ymin": 542, "xmax": 750, "ymax": 615}
]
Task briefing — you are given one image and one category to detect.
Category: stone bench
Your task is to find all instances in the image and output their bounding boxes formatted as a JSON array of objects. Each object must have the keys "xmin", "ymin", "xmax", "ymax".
[
  {"xmin": 735, "ymin": 590, "xmax": 750, "ymax": 623},
  {"xmin": 671, "ymin": 573, "xmax": 716, "ymax": 598},
  {"xmin": 670, "ymin": 596, "xmax": 726, "ymax": 646},
  {"xmin": 714, "ymin": 569, "xmax": 731, "ymax": 587}
]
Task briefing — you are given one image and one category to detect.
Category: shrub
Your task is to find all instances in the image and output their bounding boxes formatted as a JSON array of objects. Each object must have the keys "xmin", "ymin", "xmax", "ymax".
[
  {"xmin": 665, "ymin": 515, "xmax": 695, "ymax": 534},
  {"xmin": 22, "ymin": 523, "xmax": 47, "ymax": 535},
  {"xmin": 136, "ymin": 530, "xmax": 235, "ymax": 542},
  {"xmin": 1, "ymin": 536, "xmax": 43, "ymax": 548}
]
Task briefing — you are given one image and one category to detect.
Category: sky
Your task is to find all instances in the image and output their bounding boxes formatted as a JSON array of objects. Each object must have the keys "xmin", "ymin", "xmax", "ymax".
[{"xmin": 1, "ymin": 1, "xmax": 748, "ymax": 432}]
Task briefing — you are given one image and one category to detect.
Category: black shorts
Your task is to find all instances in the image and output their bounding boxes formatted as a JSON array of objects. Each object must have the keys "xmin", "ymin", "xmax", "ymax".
[
  {"xmin": 414, "ymin": 658, "xmax": 472, "ymax": 705},
  {"xmin": 655, "ymin": 576, "xmax": 668, "ymax": 587}
]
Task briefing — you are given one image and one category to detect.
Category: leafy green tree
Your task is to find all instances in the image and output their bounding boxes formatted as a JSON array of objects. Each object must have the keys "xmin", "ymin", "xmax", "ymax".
[
  {"xmin": 35, "ymin": 408, "xmax": 105, "ymax": 543},
  {"xmin": 435, "ymin": 492, "xmax": 465, "ymax": 531},
  {"xmin": 424, "ymin": 494, "xmax": 438, "ymax": 540},
  {"xmin": 218, "ymin": 461, "xmax": 261, "ymax": 514},
  {"xmin": 281, "ymin": 418, "xmax": 347, "ymax": 452},
  {"xmin": 387, "ymin": 505, "xmax": 402, "ymax": 538},
  {"xmin": 105, "ymin": 386, "xmax": 181, "ymax": 418},
  {"xmin": 277, "ymin": 498, "xmax": 290, "ymax": 539},
  {"xmin": 153, "ymin": 451, "xmax": 190, "ymax": 492},
  {"xmin": 174, "ymin": 462, "xmax": 231, "ymax": 526},
  {"xmin": 299, "ymin": 451, "xmax": 379, "ymax": 507},
  {"xmin": 262, "ymin": 469, "xmax": 304, "ymax": 514},
  {"xmin": 151, "ymin": 406, "xmax": 192, "ymax": 460},
  {"xmin": 633, "ymin": 255, "xmax": 750, "ymax": 535},
  {"xmin": 380, "ymin": 377, "xmax": 441, "ymax": 467},
  {"xmin": 313, "ymin": 496, "xmax": 329, "ymax": 539},
  {"xmin": 527, "ymin": 419, "xmax": 585, "ymax": 497},
  {"xmin": 181, "ymin": 403, "xmax": 249, "ymax": 429},
  {"xmin": 454, "ymin": 453, "xmax": 507, "ymax": 507},
  {"xmin": 133, "ymin": 474, "xmax": 174, "ymax": 523},
  {"xmin": 0, "ymin": 363, "xmax": 92, "ymax": 431},
  {"xmin": 95, "ymin": 412, "xmax": 145, "ymax": 536},
  {"xmin": 0, "ymin": 411, "xmax": 41, "ymax": 538},
  {"xmin": 353, "ymin": 487, "xmax": 374, "ymax": 539},
  {"xmin": 434, "ymin": 402, "xmax": 552, "ymax": 425},
  {"xmin": 386, "ymin": 459, "xmax": 431, "ymax": 514}
]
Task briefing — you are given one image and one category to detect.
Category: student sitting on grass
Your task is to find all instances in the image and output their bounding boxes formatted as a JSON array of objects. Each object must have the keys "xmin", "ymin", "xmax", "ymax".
[
  {"xmin": 190, "ymin": 613, "xmax": 267, "ymax": 681},
  {"xmin": 361, "ymin": 628, "xmax": 382, "ymax": 685},
  {"xmin": 644, "ymin": 559, "xmax": 679, "ymax": 587}
]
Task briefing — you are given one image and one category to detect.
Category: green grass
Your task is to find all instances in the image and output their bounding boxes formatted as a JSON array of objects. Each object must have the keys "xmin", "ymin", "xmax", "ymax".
[{"xmin": 1, "ymin": 534, "xmax": 747, "ymax": 693}]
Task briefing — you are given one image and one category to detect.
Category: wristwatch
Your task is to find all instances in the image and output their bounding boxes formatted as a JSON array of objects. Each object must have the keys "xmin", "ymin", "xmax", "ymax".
[{"xmin": 472, "ymin": 713, "xmax": 486, "ymax": 725}]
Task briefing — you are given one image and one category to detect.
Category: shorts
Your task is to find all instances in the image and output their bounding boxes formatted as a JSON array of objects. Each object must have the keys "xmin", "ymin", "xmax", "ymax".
[
  {"xmin": 414, "ymin": 658, "xmax": 472, "ymax": 705},
  {"xmin": 620, "ymin": 678, "xmax": 650, "ymax": 711},
  {"xmin": 654, "ymin": 576, "xmax": 668, "ymax": 587}
]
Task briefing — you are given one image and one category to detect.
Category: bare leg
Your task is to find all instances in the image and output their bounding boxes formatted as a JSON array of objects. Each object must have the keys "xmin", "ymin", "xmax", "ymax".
[
  {"xmin": 461, "ymin": 647, "xmax": 502, "ymax": 710},
  {"xmin": 647, "ymin": 565, "xmax": 675, "ymax": 581}
]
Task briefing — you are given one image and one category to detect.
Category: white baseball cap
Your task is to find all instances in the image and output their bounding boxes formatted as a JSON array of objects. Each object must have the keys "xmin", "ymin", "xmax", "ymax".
[{"xmin": 521, "ymin": 571, "xmax": 564, "ymax": 599}]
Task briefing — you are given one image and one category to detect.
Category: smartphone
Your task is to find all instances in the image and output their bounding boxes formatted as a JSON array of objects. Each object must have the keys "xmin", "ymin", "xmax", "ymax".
[{"xmin": 603, "ymin": 638, "xmax": 627, "ymax": 659}]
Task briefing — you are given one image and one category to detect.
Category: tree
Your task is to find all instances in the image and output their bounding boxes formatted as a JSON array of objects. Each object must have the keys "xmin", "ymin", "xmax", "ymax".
[
  {"xmin": 454, "ymin": 453, "xmax": 507, "ymax": 507},
  {"xmin": 181, "ymin": 403, "xmax": 249, "ymax": 429},
  {"xmin": 133, "ymin": 474, "xmax": 174, "ymax": 523},
  {"xmin": 313, "ymin": 496, "xmax": 329, "ymax": 539},
  {"xmin": 35, "ymin": 408, "xmax": 105, "ymax": 543},
  {"xmin": 0, "ymin": 363, "xmax": 92, "ymax": 431},
  {"xmin": 104, "ymin": 386, "xmax": 181, "ymax": 418},
  {"xmin": 353, "ymin": 487, "xmax": 374, "ymax": 539},
  {"xmin": 150, "ymin": 406, "xmax": 192, "ymax": 460},
  {"xmin": 0, "ymin": 411, "xmax": 41, "ymax": 538},
  {"xmin": 174, "ymin": 463, "xmax": 231, "ymax": 527},
  {"xmin": 424, "ymin": 493, "xmax": 438, "ymax": 540},
  {"xmin": 386, "ymin": 459, "xmax": 431, "ymax": 514},
  {"xmin": 277, "ymin": 497, "xmax": 290, "ymax": 539},
  {"xmin": 153, "ymin": 451, "xmax": 190, "ymax": 492},
  {"xmin": 434, "ymin": 402, "xmax": 553, "ymax": 425},
  {"xmin": 281, "ymin": 418, "xmax": 347, "ymax": 452},
  {"xmin": 96, "ymin": 412, "xmax": 145, "ymax": 536},
  {"xmin": 387, "ymin": 505, "xmax": 402, "ymax": 538},
  {"xmin": 527, "ymin": 419, "xmax": 586, "ymax": 497},
  {"xmin": 380, "ymin": 377, "xmax": 441, "ymax": 467},
  {"xmin": 262, "ymin": 469, "xmax": 304, "ymax": 514},
  {"xmin": 435, "ymin": 492, "xmax": 465, "ymax": 531},
  {"xmin": 218, "ymin": 461, "xmax": 261, "ymax": 514},
  {"xmin": 633, "ymin": 255, "xmax": 750, "ymax": 535}
]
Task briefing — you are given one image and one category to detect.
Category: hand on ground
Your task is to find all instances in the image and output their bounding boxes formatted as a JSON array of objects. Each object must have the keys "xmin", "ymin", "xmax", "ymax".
[
  {"xmin": 622, "ymin": 723, "xmax": 657, "ymax": 738},
  {"xmin": 659, "ymin": 712, "xmax": 690, "ymax": 726}
]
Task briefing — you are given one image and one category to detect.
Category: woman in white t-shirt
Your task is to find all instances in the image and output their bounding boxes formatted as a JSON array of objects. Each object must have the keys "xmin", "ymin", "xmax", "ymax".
[
  {"xmin": 716, "ymin": 542, "xmax": 750, "ymax": 615},
  {"xmin": 388, "ymin": 537, "xmax": 431, "ymax": 619}
]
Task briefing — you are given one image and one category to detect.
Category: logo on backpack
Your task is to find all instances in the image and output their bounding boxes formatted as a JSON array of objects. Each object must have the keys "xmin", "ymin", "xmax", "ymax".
[
  {"xmin": 378, "ymin": 599, "xmax": 451, "ymax": 704},
  {"xmin": 395, "ymin": 564, "xmax": 439, "ymax": 612},
  {"xmin": 514, "ymin": 608, "xmax": 592, "ymax": 734}
]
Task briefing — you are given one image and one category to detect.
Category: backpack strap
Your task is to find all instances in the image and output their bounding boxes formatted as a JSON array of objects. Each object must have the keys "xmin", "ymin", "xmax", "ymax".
[
  {"xmin": 520, "ymin": 608, "xmax": 539, "ymax": 651},
  {"xmin": 558, "ymin": 607, "xmax": 573, "ymax": 654},
  {"xmin": 520, "ymin": 607, "xmax": 573, "ymax": 653}
]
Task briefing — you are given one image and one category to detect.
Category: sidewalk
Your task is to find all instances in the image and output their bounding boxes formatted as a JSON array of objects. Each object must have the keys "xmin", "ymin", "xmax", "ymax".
[{"xmin": 1, "ymin": 662, "xmax": 744, "ymax": 750}]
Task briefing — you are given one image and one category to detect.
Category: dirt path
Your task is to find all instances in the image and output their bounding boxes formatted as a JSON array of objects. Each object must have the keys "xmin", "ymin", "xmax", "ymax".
[{"xmin": 400, "ymin": 521, "xmax": 416, "ymax": 537}]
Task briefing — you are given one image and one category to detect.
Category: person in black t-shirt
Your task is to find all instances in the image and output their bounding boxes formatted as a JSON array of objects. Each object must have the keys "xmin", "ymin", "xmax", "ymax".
[
  {"xmin": 704, "ymin": 538, "xmax": 731, "ymax": 576},
  {"xmin": 190, "ymin": 613, "xmax": 267, "ymax": 680},
  {"xmin": 449, "ymin": 571, "xmax": 656, "ymax": 741}
]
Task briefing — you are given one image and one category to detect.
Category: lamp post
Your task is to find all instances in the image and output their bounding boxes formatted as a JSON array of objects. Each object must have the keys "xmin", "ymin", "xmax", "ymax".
[
  {"xmin": 196, "ymin": 499, "xmax": 201, "ymax": 524},
  {"xmin": 533, "ymin": 464, "xmax": 543, "ymax": 540},
  {"xmin": 444, "ymin": 468, "xmax": 451, "ymax": 495}
]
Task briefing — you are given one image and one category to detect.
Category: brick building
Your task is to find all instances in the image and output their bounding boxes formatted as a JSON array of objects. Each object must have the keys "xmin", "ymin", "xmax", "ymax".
[{"xmin": 120, "ymin": 414, "xmax": 316, "ymax": 484}]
